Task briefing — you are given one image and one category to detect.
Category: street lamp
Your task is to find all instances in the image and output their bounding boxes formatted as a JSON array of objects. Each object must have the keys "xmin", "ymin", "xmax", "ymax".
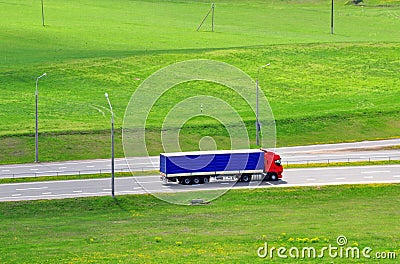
[
  {"xmin": 256, "ymin": 63, "xmax": 270, "ymax": 146},
  {"xmin": 35, "ymin": 72, "xmax": 47, "ymax": 163},
  {"xmin": 105, "ymin": 93, "xmax": 115, "ymax": 198}
]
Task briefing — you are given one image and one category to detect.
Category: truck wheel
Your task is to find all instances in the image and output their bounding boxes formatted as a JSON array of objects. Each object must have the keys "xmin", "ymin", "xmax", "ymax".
[
  {"xmin": 270, "ymin": 173, "xmax": 278, "ymax": 181},
  {"xmin": 193, "ymin": 177, "xmax": 201, "ymax": 185},
  {"xmin": 182, "ymin": 177, "xmax": 192, "ymax": 185},
  {"xmin": 240, "ymin": 174, "xmax": 251, "ymax": 182},
  {"xmin": 201, "ymin": 176, "xmax": 210, "ymax": 184}
]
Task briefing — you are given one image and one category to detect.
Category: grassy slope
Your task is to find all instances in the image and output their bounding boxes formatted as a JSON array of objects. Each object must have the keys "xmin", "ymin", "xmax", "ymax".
[
  {"xmin": 0, "ymin": 184, "xmax": 399, "ymax": 263},
  {"xmin": 1, "ymin": 0, "xmax": 400, "ymax": 163}
]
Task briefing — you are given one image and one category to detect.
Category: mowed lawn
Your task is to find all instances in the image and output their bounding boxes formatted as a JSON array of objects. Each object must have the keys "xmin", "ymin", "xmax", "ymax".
[
  {"xmin": 0, "ymin": 184, "xmax": 399, "ymax": 263},
  {"xmin": 0, "ymin": 0, "xmax": 400, "ymax": 163}
]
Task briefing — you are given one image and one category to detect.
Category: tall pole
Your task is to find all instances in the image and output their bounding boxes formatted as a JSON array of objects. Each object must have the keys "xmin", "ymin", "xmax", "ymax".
[
  {"xmin": 41, "ymin": 0, "xmax": 45, "ymax": 27},
  {"xmin": 105, "ymin": 93, "xmax": 115, "ymax": 199},
  {"xmin": 256, "ymin": 64, "xmax": 270, "ymax": 147},
  {"xmin": 35, "ymin": 73, "xmax": 46, "ymax": 163},
  {"xmin": 211, "ymin": 3, "xmax": 215, "ymax": 32},
  {"xmin": 256, "ymin": 77, "xmax": 260, "ymax": 146},
  {"xmin": 331, "ymin": 0, "xmax": 334, "ymax": 34}
]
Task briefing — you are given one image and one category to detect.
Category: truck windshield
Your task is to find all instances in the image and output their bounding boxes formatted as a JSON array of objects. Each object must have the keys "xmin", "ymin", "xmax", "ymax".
[{"xmin": 275, "ymin": 159, "xmax": 282, "ymax": 166}]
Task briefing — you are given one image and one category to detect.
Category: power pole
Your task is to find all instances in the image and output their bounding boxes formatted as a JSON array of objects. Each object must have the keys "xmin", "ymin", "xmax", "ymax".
[
  {"xmin": 211, "ymin": 3, "xmax": 215, "ymax": 32},
  {"xmin": 196, "ymin": 3, "xmax": 215, "ymax": 32}
]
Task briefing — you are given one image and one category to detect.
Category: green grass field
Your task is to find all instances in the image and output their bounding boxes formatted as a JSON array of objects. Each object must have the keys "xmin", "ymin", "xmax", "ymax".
[
  {"xmin": 1, "ymin": 0, "xmax": 400, "ymax": 164},
  {"xmin": 0, "ymin": 184, "xmax": 399, "ymax": 263}
]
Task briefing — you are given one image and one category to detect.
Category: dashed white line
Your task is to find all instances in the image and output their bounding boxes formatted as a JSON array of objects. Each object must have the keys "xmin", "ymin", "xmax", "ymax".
[
  {"xmin": 59, "ymin": 167, "xmax": 67, "ymax": 169},
  {"xmin": 307, "ymin": 178, "xmax": 316, "ymax": 181},
  {"xmin": 363, "ymin": 176, "xmax": 374, "ymax": 179},
  {"xmin": 360, "ymin": 171, "xmax": 390, "ymax": 174},
  {"xmin": 42, "ymin": 192, "xmax": 52, "ymax": 195},
  {"xmin": 16, "ymin": 187, "xmax": 48, "ymax": 191},
  {"xmin": 12, "ymin": 194, "xmax": 22, "ymax": 197},
  {"xmin": 30, "ymin": 168, "xmax": 39, "ymax": 171},
  {"xmin": 336, "ymin": 177, "xmax": 345, "ymax": 180},
  {"xmin": 87, "ymin": 166, "xmax": 95, "ymax": 168},
  {"xmin": 1, "ymin": 170, "xmax": 10, "ymax": 172},
  {"xmin": 73, "ymin": 190, "xmax": 83, "ymax": 193},
  {"xmin": 393, "ymin": 175, "xmax": 400, "ymax": 178}
]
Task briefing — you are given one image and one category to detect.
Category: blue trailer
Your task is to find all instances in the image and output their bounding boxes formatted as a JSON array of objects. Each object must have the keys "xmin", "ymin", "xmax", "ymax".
[{"xmin": 160, "ymin": 149, "xmax": 271, "ymax": 185}]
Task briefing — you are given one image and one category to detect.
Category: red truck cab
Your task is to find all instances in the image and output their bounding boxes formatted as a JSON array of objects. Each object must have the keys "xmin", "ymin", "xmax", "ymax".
[{"xmin": 261, "ymin": 148, "xmax": 283, "ymax": 181}]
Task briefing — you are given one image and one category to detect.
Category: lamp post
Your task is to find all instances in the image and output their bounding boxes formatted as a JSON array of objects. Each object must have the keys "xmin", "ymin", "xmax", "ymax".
[
  {"xmin": 105, "ymin": 93, "xmax": 115, "ymax": 198},
  {"xmin": 35, "ymin": 72, "xmax": 47, "ymax": 163},
  {"xmin": 256, "ymin": 64, "xmax": 270, "ymax": 147}
]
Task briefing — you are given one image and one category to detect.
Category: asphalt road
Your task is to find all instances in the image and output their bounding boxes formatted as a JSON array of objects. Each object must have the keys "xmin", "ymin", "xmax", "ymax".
[
  {"xmin": 1, "ymin": 139, "xmax": 399, "ymax": 179},
  {"xmin": 1, "ymin": 165, "xmax": 399, "ymax": 202}
]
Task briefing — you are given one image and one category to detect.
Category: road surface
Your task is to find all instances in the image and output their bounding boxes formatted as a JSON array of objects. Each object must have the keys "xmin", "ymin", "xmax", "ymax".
[
  {"xmin": 1, "ymin": 165, "xmax": 399, "ymax": 202},
  {"xmin": 1, "ymin": 139, "xmax": 399, "ymax": 179}
]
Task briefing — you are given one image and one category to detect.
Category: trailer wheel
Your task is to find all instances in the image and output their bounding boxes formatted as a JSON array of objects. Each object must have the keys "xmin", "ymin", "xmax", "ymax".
[
  {"xmin": 270, "ymin": 173, "xmax": 278, "ymax": 181},
  {"xmin": 240, "ymin": 174, "xmax": 251, "ymax": 182},
  {"xmin": 201, "ymin": 176, "xmax": 210, "ymax": 184},
  {"xmin": 182, "ymin": 177, "xmax": 192, "ymax": 185},
  {"xmin": 193, "ymin": 177, "xmax": 201, "ymax": 185}
]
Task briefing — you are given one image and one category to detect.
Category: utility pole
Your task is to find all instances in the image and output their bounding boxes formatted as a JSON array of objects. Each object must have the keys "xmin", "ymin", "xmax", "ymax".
[
  {"xmin": 256, "ymin": 64, "xmax": 270, "ymax": 146},
  {"xmin": 211, "ymin": 3, "xmax": 215, "ymax": 32}
]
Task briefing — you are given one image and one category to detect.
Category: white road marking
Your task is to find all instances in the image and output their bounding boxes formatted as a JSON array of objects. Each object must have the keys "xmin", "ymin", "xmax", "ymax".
[
  {"xmin": 360, "ymin": 171, "xmax": 390, "ymax": 174},
  {"xmin": 1, "ymin": 170, "xmax": 10, "ymax": 172},
  {"xmin": 307, "ymin": 178, "xmax": 316, "ymax": 181},
  {"xmin": 42, "ymin": 192, "xmax": 52, "ymax": 195},
  {"xmin": 103, "ymin": 189, "xmax": 111, "ymax": 191},
  {"xmin": 59, "ymin": 167, "xmax": 67, "ymax": 169},
  {"xmin": 363, "ymin": 176, "xmax": 373, "ymax": 179},
  {"xmin": 16, "ymin": 187, "xmax": 48, "ymax": 191},
  {"xmin": 73, "ymin": 190, "xmax": 83, "ymax": 193},
  {"xmin": 393, "ymin": 175, "xmax": 400, "ymax": 178},
  {"xmin": 87, "ymin": 166, "xmax": 95, "ymax": 168},
  {"xmin": 12, "ymin": 194, "xmax": 22, "ymax": 197},
  {"xmin": 30, "ymin": 169, "xmax": 38, "ymax": 171},
  {"xmin": 336, "ymin": 177, "xmax": 345, "ymax": 180}
]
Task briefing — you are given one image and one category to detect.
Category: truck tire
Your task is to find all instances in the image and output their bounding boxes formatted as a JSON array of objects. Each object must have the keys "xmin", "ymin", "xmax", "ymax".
[
  {"xmin": 182, "ymin": 177, "xmax": 192, "ymax": 185},
  {"xmin": 193, "ymin": 177, "xmax": 201, "ymax": 185},
  {"xmin": 269, "ymin": 173, "xmax": 278, "ymax": 181},
  {"xmin": 240, "ymin": 174, "xmax": 251, "ymax": 182},
  {"xmin": 201, "ymin": 176, "xmax": 210, "ymax": 184}
]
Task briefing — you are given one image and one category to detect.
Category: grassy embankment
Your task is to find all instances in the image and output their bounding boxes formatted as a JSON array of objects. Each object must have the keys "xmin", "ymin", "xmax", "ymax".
[
  {"xmin": 0, "ymin": 183, "xmax": 399, "ymax": 263},
  {"xmin": 1, "ymin": 0, "xmax": 399, "ymax": 164}
]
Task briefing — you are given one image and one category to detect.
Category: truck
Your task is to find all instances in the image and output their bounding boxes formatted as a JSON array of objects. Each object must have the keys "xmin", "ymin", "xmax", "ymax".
[{"xmin": 160, "ymin": 148, "xmax": 283, "ymax": 185}]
